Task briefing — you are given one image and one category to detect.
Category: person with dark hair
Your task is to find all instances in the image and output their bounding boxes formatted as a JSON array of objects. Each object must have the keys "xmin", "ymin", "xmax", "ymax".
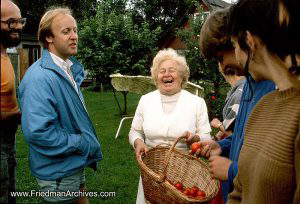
[
  {"xmin": 197, "ymin": 7, "xmax": 275, "ymax": 203},
  {"xmin": 227, "ymin": 0, "xmax": 300, "ymax": 203},
  {"xmin": 1, "ymin": 1, "xmax": 25, "ymax": 203},
  {"xmin": 200, "ymin": 7, "xmax": 245, "ymax": 140},
  {"xmin": 211, "ymin": 66, "xmax": 245, "ymax": 140},
  {"xmin": 19, "ymin": 7, "xmax": 102, "ymax": 203}
]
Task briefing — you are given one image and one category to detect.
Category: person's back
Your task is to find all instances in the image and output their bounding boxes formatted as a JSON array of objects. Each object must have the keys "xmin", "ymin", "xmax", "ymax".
[
  {"xmin": 231, "ymin": 86, "xmax": 300, "ymax": 203},
  {"xmin": 227, "ymin": 0, "xmax": 300, "ymax": 202},
  {"xmin": 219, "ymin": 77, "xmax": 275, "ymax": 198},
  {"xmin": 222, "ymin": 75, "xmax": 245, "ymax": 133},
  {"xmin": 211, "ymin": 65, "xmax": 245, "ymax": 140}
]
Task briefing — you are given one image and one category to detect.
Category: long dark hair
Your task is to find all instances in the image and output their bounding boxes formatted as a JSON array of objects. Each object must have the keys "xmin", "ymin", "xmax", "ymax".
[
  {"xmin": 230, "ymin": 0, "xmax": 300, "ymax": 73},
  {"xmin": 243, "ymin": 49, "xmax": 254, "ymax": 102}
]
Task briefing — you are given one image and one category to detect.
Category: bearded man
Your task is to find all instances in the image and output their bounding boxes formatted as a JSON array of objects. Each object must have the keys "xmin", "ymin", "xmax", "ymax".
[{"xmin": 1, "ymin": 1, "xmax": 26, "ymax": 203}]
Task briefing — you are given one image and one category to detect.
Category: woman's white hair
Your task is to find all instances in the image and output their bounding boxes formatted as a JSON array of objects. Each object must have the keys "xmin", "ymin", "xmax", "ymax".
[{"xmin": 150, "ymin": 48, "xmax": 190, "ymax": 86}]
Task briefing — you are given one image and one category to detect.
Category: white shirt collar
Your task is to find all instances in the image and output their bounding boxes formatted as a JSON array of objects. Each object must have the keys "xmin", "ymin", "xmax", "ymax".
[
  {"xmin": 49, "ymin": 52, "xmax": 87, "ymax": 110},
  {"xmin": 49, "ymin": 52, "xmax": 78, "ymax": 93},
  {"xmin": 49, "ymin": 52, "xmax": 73, "ymax": 70}
]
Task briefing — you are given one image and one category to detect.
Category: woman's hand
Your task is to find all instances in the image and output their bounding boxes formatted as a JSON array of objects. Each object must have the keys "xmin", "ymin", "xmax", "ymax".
[
  {"xmin": 134, "ymin": 139, "xmax": 149, "ymax": 158},
  {"xmin": 183, "ymin": 131, "xmax": 200, "ymax": 147}
]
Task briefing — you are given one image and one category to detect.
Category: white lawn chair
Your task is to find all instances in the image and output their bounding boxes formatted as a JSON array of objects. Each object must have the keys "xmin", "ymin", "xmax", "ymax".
[{"xmin": 110, "ymin": 73, "xmax": 204, "ymax": 138}]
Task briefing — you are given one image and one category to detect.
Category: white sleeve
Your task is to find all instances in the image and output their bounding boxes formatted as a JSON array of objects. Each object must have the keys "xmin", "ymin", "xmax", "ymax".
[
  {"xmin": 128, "ymin": 96, "xmax": 146, "ymax": 147},
  {"xmin": 196, "ymin": 98, "xmax": 212, "ymax": 141}
]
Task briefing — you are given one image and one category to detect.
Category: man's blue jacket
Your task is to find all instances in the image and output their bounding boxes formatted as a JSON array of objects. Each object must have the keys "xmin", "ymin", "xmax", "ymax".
[
  {"xmin": 19, "ymin": 49, "xmax": 103, "ymax": 180},
  {"xmin": 218, "ymin": 77, "xmax": 275, "ymax": 202}
]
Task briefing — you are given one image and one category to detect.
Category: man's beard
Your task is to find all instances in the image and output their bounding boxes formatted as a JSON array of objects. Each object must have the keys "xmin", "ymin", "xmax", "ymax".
[{"xmin": 0, "ymin": 28, "xmax": 22, "ymax": 48}]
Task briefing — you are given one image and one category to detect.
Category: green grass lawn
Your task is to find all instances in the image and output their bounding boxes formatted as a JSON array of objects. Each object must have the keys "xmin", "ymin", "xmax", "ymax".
[{"xmin": 15, "ymin": 90, "xmax": 141, "ymax": 204}]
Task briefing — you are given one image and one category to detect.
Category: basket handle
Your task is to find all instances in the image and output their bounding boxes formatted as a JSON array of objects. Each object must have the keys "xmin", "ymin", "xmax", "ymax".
[{"xmin": 158, "ymin": 135, "xmax": 188, "ymax": 182}]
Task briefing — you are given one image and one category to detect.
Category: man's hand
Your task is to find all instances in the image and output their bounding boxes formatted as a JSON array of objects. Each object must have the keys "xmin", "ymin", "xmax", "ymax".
[
  {"xmin": 208, "ymin": 155, "xmax": 232, "ymax": 180},
  {"xmin": 214, "ymin": 131, "xmax": 226, "ymax": 141},
  {"xmin": 195, "ymin": 140, "xmax": 222, "ymax": 158},
  {"xmin": 210, "ymin": 118, "xmax": 221, "ymax": 129},
  {"xmin": 134, "ymin": 139, "xmax": 149, "ymax": 158}
]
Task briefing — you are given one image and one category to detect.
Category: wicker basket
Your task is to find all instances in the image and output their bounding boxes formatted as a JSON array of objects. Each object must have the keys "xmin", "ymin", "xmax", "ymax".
[{"xmin": 137, "ymin": 135, "xmax": 220, "ymax": 204}]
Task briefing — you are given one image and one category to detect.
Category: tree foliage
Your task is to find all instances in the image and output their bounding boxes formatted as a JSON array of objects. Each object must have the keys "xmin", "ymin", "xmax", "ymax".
[
  {"xmin": 77, "ymin": 0, "xmax": 161, "ymax": 89},
  {"xmin": 176, "ymin": 3, "xmax": 227, "ymax": 119},
  {"xmin": 14, "ymin": 0, "xmax": 97, "ymax": 34},
  {"xmin": 16, "ymin": 0, "xmax": 228, "ymax": 120},
  {"xmin": 130, "ymin": 0, "xmax": 194, "ymax": 47}
]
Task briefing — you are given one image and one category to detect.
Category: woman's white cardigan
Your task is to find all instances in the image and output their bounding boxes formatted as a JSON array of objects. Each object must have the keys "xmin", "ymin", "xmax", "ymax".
[{"xmin": 129, "ymin": 90, "xmax": 211, "ymax": 151}]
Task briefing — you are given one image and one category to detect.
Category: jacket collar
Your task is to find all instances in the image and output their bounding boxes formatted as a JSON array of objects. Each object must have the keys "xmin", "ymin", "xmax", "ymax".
[{"xmin": 40, "ymin": 49, "xmax": 85, "ymax": 86}]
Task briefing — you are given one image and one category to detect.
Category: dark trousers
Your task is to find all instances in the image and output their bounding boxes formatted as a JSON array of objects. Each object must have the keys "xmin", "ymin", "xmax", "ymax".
[{"xmin": 0, "ymin": 121, "xmax": 18, "ymax": 204}]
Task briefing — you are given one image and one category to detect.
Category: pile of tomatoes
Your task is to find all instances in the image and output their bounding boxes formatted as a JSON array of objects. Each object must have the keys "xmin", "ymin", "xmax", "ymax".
[
  {"xmin": 167, "ymin": 180, "xmax": 206, "ymax": 200},
  {"xmin": 164, "ymin": 142, "xmax": 207, "ymax": 200}
]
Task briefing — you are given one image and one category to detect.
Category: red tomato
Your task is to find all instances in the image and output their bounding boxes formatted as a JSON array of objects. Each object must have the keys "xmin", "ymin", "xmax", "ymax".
[
  {"xmin": 191, "ymin": 142, "xmax": 201, "ymax": 154},
  {"xmin": 184, "ymin": 188, "xmax": 191, "ymax": 196},
  {"xmin": 175, "ymin": 182, "xmax": 183, "ymax": 190},
  {"xmin": 197, "ymin": 190, "xmax": 206, "ymax": 198},
  {"xmin": 191, "ymin": 186, "xmax": 199, "ymax": 191},
  {"xmin": 190, "ymin": 188, "xmax": 198, "ymax": 197}
]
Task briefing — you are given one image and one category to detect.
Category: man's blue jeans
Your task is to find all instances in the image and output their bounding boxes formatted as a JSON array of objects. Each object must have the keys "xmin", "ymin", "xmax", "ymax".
[{"xmin": 0, "ymin": 122, "xmax": 18, "ymax": 204}]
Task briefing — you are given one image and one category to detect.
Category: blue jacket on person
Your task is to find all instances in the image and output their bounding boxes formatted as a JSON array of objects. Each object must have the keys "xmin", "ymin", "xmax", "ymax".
[
  {"xmin": 19, "ymin": 49, "xmax": 103, "ymax": 181},
  {"xmin": 217, "ymin": 76, "xmax": 276, "ymax": 202}
]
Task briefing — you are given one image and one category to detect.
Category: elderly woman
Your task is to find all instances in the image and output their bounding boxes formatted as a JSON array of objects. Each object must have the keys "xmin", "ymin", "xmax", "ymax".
[{"xmin": 129, "ymin": 48, "xmax": 211, "ymax": 204}]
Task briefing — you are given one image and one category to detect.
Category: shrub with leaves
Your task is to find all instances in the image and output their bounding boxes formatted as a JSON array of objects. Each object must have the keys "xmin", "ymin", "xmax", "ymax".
[
  {"xmin": 176, "ymin": 2, "xmax": 227, "ymax": 120},
  {"xmin": 77, "ymin": 0, "xmax": 161, "ymax": 90}
]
